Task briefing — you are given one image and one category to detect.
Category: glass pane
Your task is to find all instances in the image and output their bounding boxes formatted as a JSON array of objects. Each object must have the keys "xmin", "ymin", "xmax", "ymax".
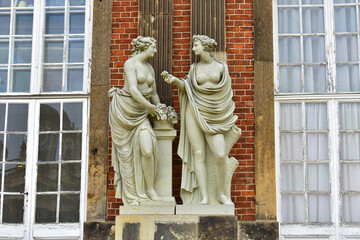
[
  {"xmin": 336, "ymin": 35, "xmax": 358, "ymax": 62},
  {"xmin": 45, "ymin": 12, "xmax": 64, "ymax": 34},
  {"xmin": 278, "ymin": 0, "xmax": 299, "ymax": 5},
  {"xmin": 40, "ymin": 103, "xmax": 60, "ymax": 131},
  {"xmin": 280, "ymin": 134, "xmax": 303, "ymax": 161},
  {"xmin": 3, "ymin": 195, "xmax": 24, "ymax": 223},
  {"xmin": 61, "ymin": 163, "xmax": 80, "ymax": 191},
  {"xmin": 339, "ymin": 103, "xmax": 360, "ymax": 130},
  {"xmin": 340, "ymin": 133, "xmax": 360, "ymax": 160},
  {"xmin": 0, "ymin": 134, "xmax": 3, "ymax": 162},
  {"xmin": 67, "ymin": 67, "xmax": 83, "ymax": 91},
  {"xmin": 43, "ymin": 69, "xmax": 62, "ymax": 92},
  {"xmin": 0, "ymin": 14, "xmax": 10, "ymax": 35},
  {"xmin": 308, "ymin": 194, "xmax": 330, "ymax": 223},
  {"xmin": 281, "ymin": 164, "xmax": 304, "ymax": 191},
  {"xmin": 14, "ymin": 41, "xmax": 32, "ymax": 63},
  {"xmin": 337, "ymin": 64, "xmax": 360, "ymax": 92},
  {"xmin": 0, "ymin": 0, "xmax": 11, "ymax": 7},
  {"xmin": 69, "ymin": 0, "xmax": 85, "ymax": 6},
  {"xmin": 0, "ymin": 104, "xmax": 5, "ymax": 131},
  {"xmin": 335, "ymin": 6, "xmax": 357, "ymax": 33},
  {"xmin": 306, "ymin": 103, "xmax": 328, "ymax": 130},
  {"xmin": 304, "ymin": 36, "xmax": 325, "ymax": 63},
  {"xmin": 44, "ymin": 41, "xmax": 64, "ymax": 63},
  {"xmin": 0, "ymin": 69, "xmax": 8, "ymax": 92},
  {"xmin": 279, "ymin": 65, "xmax": 301, "ymax": 93},
  {"xmin": 302, "ymin": 7, "xmax": 324, "ymax": 33},
  {"xmin": 46, "ymin": 0, "xmax": 64, "ymax": 6},
  {"xmin": 63, "ymin": 102, "xmax": 82, "ymax": 130},
  {"xmin": 335, "ymin": 0, "xmax": 356, "ymax": 3},
  {"xmin": 7, "ymin": 104, "xmax": 28, "ymax": 131},
  {"xmin": 68, "ymin": 40, "xmax": 84, "ymax": 63},
  {"xmin": 15, "ymin": 13, "xmax": 33, "ymax": 35},
  {"xmin": 69, "ymin": 12, "xmax": 85, "ymax": 34},
  {"xmin": 278, "ymin": 8, "xmax": 299, "ymax": 34},
  {"xmin": 307, "ymin": 134, "xmax": 329, "ymax": 161},
  {"xmin": 38, "ymin": 134, "xmax": 59, "ymax": 162},
  {"xmin": 308, "ymin": 164, "xmax": 329, "ymax": 191},
  {"xmin": 0, "ymin": 41, "xmax": 9, "ymax": 64},
  {"xmin": 62, "ymin": 133, "xmax": 82, "ymax": 160},
  {"xmin": 37, "ymin": 164, "xmax": 58, "ymax": 191},
  {"xmin": 281, "ymin": 194, "xmax": 305, "ymax": 223},
  {"xmin": 302, "ymin": 0, "xmax": 323, "ymax": 4},
  {"xmin": 4, "ymin": 164, "xmax": 25, "ymax": 192},
  {"xmin": 60, "ymin": 194, "xmax": 79, "ymax": 223},
  {"xmin": 341, "ymin": 163, "xmax": 360, "ymax": 191},
  {"xmin": 35, "ymin": 194, "xmax": 57, "ymax": 223},
  {"xmin": 304, "ymin": 65, "xmax": 326, "ymax": 93},
  {"xmin": 279, "ymin": 37, "xmax": 301, "ymax": 64},
  {"xmin": 6, "ymin": 134, "xmax": 26, "ymax": 162},
  {"xmin": 12, "ymin": 68, "xmax": 30, "ymax": 92},
  {"xmin": 343, "ymin": 194, "xmax": 360, "ymax": 223},
  {"xmin": 280, "ymin": 103, "xmax": 302, "ymax": 130}
]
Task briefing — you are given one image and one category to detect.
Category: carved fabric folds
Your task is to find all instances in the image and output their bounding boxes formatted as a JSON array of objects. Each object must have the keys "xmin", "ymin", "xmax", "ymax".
[
  {"xmin": 109, "ymin": 87, "xmax": 159, "ymax": 205},
  {"xmin": 178, "ymin": 62, "xmax": 238, "ymax": 204}
]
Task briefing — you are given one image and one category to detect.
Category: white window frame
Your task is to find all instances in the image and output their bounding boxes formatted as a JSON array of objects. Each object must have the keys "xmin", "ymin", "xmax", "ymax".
[{"xmin": 274, "ymin": 0, "xmax": 360, "ymax": 239}]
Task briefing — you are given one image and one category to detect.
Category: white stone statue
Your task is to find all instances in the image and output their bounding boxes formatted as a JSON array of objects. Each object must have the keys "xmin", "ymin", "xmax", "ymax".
[
  {"xmin": 162, "ymin": 35, "xmax": 241, "ymax": 205},
  {"xmin": 109, "ymin": 36, "xmax": 166, "ymax": 206}
]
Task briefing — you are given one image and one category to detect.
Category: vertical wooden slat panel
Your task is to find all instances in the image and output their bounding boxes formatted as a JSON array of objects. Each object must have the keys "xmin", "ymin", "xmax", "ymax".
[
  {"xmin": 139, "ymin": 0, "xmax": 174, "ymax": 106},
  {"xmin": 191, "ymin": 0, "xmax": 226, "ymax": 63}
]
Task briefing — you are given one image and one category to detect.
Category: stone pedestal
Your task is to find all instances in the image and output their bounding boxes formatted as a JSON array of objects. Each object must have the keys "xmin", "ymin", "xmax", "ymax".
[
  {"xmin": 115, "ymin": 215, "xmax": 238, "ymax": 240},
  {"xmin": 176, "ymin": 204, "xmax": 235, "ymax": 215}
]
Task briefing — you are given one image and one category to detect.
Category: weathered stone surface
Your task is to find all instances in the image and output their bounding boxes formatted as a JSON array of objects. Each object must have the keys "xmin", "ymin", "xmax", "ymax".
[
  {"xmin": 238, "ymin": 221, "xmax": 279, "ymax": 240},
  {"xmin": 84, "ymin": 221, "xmax": 114, "ymax": 240},
  {"xmin": 198, "ymin": 216, "xmax": 237, "ymax": 240},
  {"xmin": 176, "ymin": 204, "xmax": 234, "ymax": 215},
  {"xmin": 154, "ymin": 222, "xmax": 197, "ymax": 240},
  {"xmin": 123, "ymin": 223, "xmax": 140, "ymax": 240}
]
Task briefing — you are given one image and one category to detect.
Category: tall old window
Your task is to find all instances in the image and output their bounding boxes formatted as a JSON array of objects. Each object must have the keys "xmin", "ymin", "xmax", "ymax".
[
  {"xmin": 275, "ymin": 0, "xmax": 360, "ymax": 239},
  {"xmin": 0, "ymin": 0, "xmax": 91, "ymax": 239}
]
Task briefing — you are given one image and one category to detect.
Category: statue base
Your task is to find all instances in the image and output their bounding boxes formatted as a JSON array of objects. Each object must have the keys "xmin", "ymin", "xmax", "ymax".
[
  {"xmin": 176, "ymin": 204, "xmax": 235, "ymax": 215},
  {"xmin": 119, "ymin": 197, "xmax": 175, "ymax": 215}
]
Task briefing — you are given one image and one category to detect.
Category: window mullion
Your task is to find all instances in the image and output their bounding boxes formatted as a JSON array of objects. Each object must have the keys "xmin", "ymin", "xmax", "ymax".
[{"xmin": 325, "ymin": 0, "xmax": 336, "ymax": 93}]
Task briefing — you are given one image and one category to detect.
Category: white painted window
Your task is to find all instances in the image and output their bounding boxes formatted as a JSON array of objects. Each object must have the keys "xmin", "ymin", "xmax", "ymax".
[
  {"xmin": 0, "ymin": 0, "xmax": 92, "ymax": 239},
  {"xmin": 275, "ymin": 0, "xmax": 360, "ymax": 239}
]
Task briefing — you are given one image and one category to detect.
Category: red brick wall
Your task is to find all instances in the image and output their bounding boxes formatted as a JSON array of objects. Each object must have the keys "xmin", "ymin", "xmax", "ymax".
[{"xmin": 108, "ymin": 0, "xmax": 255, "ymax": 221}]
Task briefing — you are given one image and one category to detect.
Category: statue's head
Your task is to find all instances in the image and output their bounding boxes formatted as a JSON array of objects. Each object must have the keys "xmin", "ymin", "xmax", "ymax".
[
  {"xmin": 192, "ymin": 35, "xmax": 217, "ymax": 52},
  {"xmin": 131, "ymin": 36, "xmax": 157, "ymax": 56}
]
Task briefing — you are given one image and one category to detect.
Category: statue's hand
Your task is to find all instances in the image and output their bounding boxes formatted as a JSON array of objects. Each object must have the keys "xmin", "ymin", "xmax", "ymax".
[
  {"xmin": 147, "ymin": 104, "xmax": 157, "ymax": 116},
  {"xmin": 161, "ymin": 70, "xmax": 174, "ymax": 84}
]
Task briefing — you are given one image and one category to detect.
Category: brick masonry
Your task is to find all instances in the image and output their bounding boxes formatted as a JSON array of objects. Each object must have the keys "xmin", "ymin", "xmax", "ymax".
[{"xmin": 108, "ymin": 0, "xmax": 255, "ymax": 221}]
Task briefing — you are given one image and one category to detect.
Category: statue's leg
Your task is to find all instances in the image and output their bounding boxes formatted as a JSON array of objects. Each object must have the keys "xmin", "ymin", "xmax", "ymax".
[
  {"xmin": 205, "ymin": 133, "xmax": 233, "ymax": 205},
  {"xmin": 139, "ymin": 128, "xmax": 160, "ymax": 201},
  {"xmin": 185, "ymin": 106, "xmax": 208, "ymax": 204}
]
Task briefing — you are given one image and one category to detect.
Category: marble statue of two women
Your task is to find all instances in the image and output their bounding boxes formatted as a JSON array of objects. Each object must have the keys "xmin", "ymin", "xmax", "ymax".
[{"xmin": 109, "ymin": 35, "xmax": 240, "ymax": 207}]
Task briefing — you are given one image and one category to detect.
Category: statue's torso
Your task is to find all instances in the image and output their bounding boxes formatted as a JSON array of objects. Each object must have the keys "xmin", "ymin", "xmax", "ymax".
[{"xmin": 195, "ymin": 61, "xmax": 223, "ymax": 87}]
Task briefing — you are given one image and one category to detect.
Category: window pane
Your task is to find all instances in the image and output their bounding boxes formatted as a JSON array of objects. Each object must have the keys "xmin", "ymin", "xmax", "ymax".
[
  {"xmin": 63, "ymin": 102, "xmax": 82, "ymax": 130},
  {"xmin": 44, "ymin": 41, "xmax": 64, "ymax": 63},
  {"xmin": 307, "ymin": 164, "xmax": 329, "ymax": 191},
  {"xmin": 43, "ymin": 69, "xmax": 62, "ymax": 92},
  {"xmin": 335, "ymin": 0, "xmax": 356, "ymax": 3},
  {"xmin": 12, "ymin": 68, "xmax": 30, "ymax": 92},
  {"xmin": 304, "ymin": 36, "xmax": 325, "ymax": 63},
  {"xmin": 304, "ymin": 65, "xmax": 326, "ymax": 93},
  {"xmin": 67, "ymin": 67, "xmax": 83, "ymax": 91},
  {"xmin": 40, "ymin": 103, "xmax": 60, "ymax": 131},
  {"xmin": 281, "ymin": 194, "xmax": 305, "ymax": 223},
  {"xmin": 335, "ymin": 6, "xmax": 357, "ymax": 33},
  {"xmin": 60, "ymin": 194, "xmax": 79, "ymax": 223},
  {"xmin": 0, "ymin": 69, "xmax": 8, "ymax": 92},
  {"xmin": 62, "ymin": 133, "xmax": 81, "ymax": 160},
  {"xmin": 307, "ymin": 134, "xmax": 329, "ymax": 161},
  {"xmin": 280, "ymin": 134, "xmax": 303, "ymax": 161},
  {"xmin": 0, "ymin": 14, "xmax": 10, "ymax": 35},
  {"xmin": 0, "ymin": 41, "xmax": 9, "ymax": 64},
  {"xmin": 336, "ymin": 64, "xmax": 360, "ymax": 92},
  {"xmin": 343, "ymin": 194, "xmax": 360, "ymax": 222},
  {"xmin": 7, "ymin": 104, "xmax": 28, "ymax": 131},
  {"xmin": 69, "ymin": 0, "xmax": 85, "ymax": 6},
  {"xmin": 69, "ymin": 12, "xmax": 85, "ymax": 34},
  {"xmin": 45, "ymin": 12, "xmax": 64, "ymax": 34},
  {"xmin": 306, "ymin": 103, "xmax": 328, "ymax": 130},
  {"xmin": 302, "ymin": 0, "xmax": 323, "ymax": 4},
  {"xmin": 339, "ymin": 103, "xmax": 360, "ymax": 130},
  {"xmin": 15, "ymin": 13, "xmax": 33, "ymax": 35},
  {"xmin": 46, "ymin": 0, "xmax": 64, "ymax": 6},
  {"xmin": 340, "ymin": 133, "xmax": 360, "ymax": 160},
  {"xmin": 279, "ymin": 65, "xmax": 301, "ymax": 93},
  {"xmin": 278, "ymin": 8, "xmax": 299, "ymax": 34},
  {"xmin": 6, "ymin": 134, "xmax": 27, "ymax": 162},
  {"xmin": 4, "ymin": 164, "xmax": 25, "ymax": 192},
  {"xmin": 280, "ymin": 103, "xmax": 302, "ymax": 130},
  {"xmin": 37, "ymin": 164, "xmax": 58, "ymax": 192},
  {"xmin": 279, "ymin": 37, "xmax": 301, "ymax": 64},
  {"xmin": 336, "ymin": 35, "xmax": 358, "ymax": 62},
  {"xmin": 68, "ymin": 40, "xmax": 84, "ymax": 63},
  {"xmin": 35, "ymin": 194, "xmax": 57, "ymax": 223},
  {"xmin": 308, "ymin": 194, "xmax": 330, "ymax": 223},
  {"xmin": 278, "ymin": 0, "xmax": 299, "ymax": 5},
  {"xmin": 302, "ymin": 7, "xmax": 324, "ymax": 34},
  {"xmin": 38, "ymin": 134, "xmax": 59, "ymax": 162},
  {"xmin": 61, "ymin": 163, "xmax": 81, "ymax": 191},
  {"xmin": 281, "ymin": 164, "xmax": 304, "ymax": 191},
  {"xmin": 0, "ymin": 104, "xmax": 4, "ymax": 131},
  {"xmin": 341, "ymin": 163, "xmax": 360, "ymax": 191},
  {"xmin": 3, "ymin": 195, "xmax": 24, "ymax": 223},
  {"xmin": 0, "ymin": 0, "xmax": 11, "ymax": 7},
  {"xmin": 14, "ymin": 41, "xmax": 32, "ymax": 63}
]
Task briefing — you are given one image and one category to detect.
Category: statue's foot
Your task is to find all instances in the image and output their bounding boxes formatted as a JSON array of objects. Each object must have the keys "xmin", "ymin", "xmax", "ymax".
[
  {"xmin": 129, "ymin": 201, "xmax": 140, "ymax": 206},
  {"xmin": 218, "ymin": 194, "xmax": 233, "ymax": 205},
  {"xmin": 148, "ymin": 189, "xmax": 161, "ymax": 201},
  {"xmin": 199, "ymin": 197, "xmax": 208, "ymax": 205}
]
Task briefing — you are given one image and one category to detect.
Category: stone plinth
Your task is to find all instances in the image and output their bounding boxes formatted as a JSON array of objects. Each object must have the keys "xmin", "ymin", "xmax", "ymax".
[
  {"xmin": 120, "ymin": 198, "xmax": 175, "ymax": 215},
  {"xmin": 176, "ymin": 204, "xmax": 235, "ymax": 215},
  {"xmin": 115, "ymin": 215, "xmax": 238, "ymax": 240}
]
